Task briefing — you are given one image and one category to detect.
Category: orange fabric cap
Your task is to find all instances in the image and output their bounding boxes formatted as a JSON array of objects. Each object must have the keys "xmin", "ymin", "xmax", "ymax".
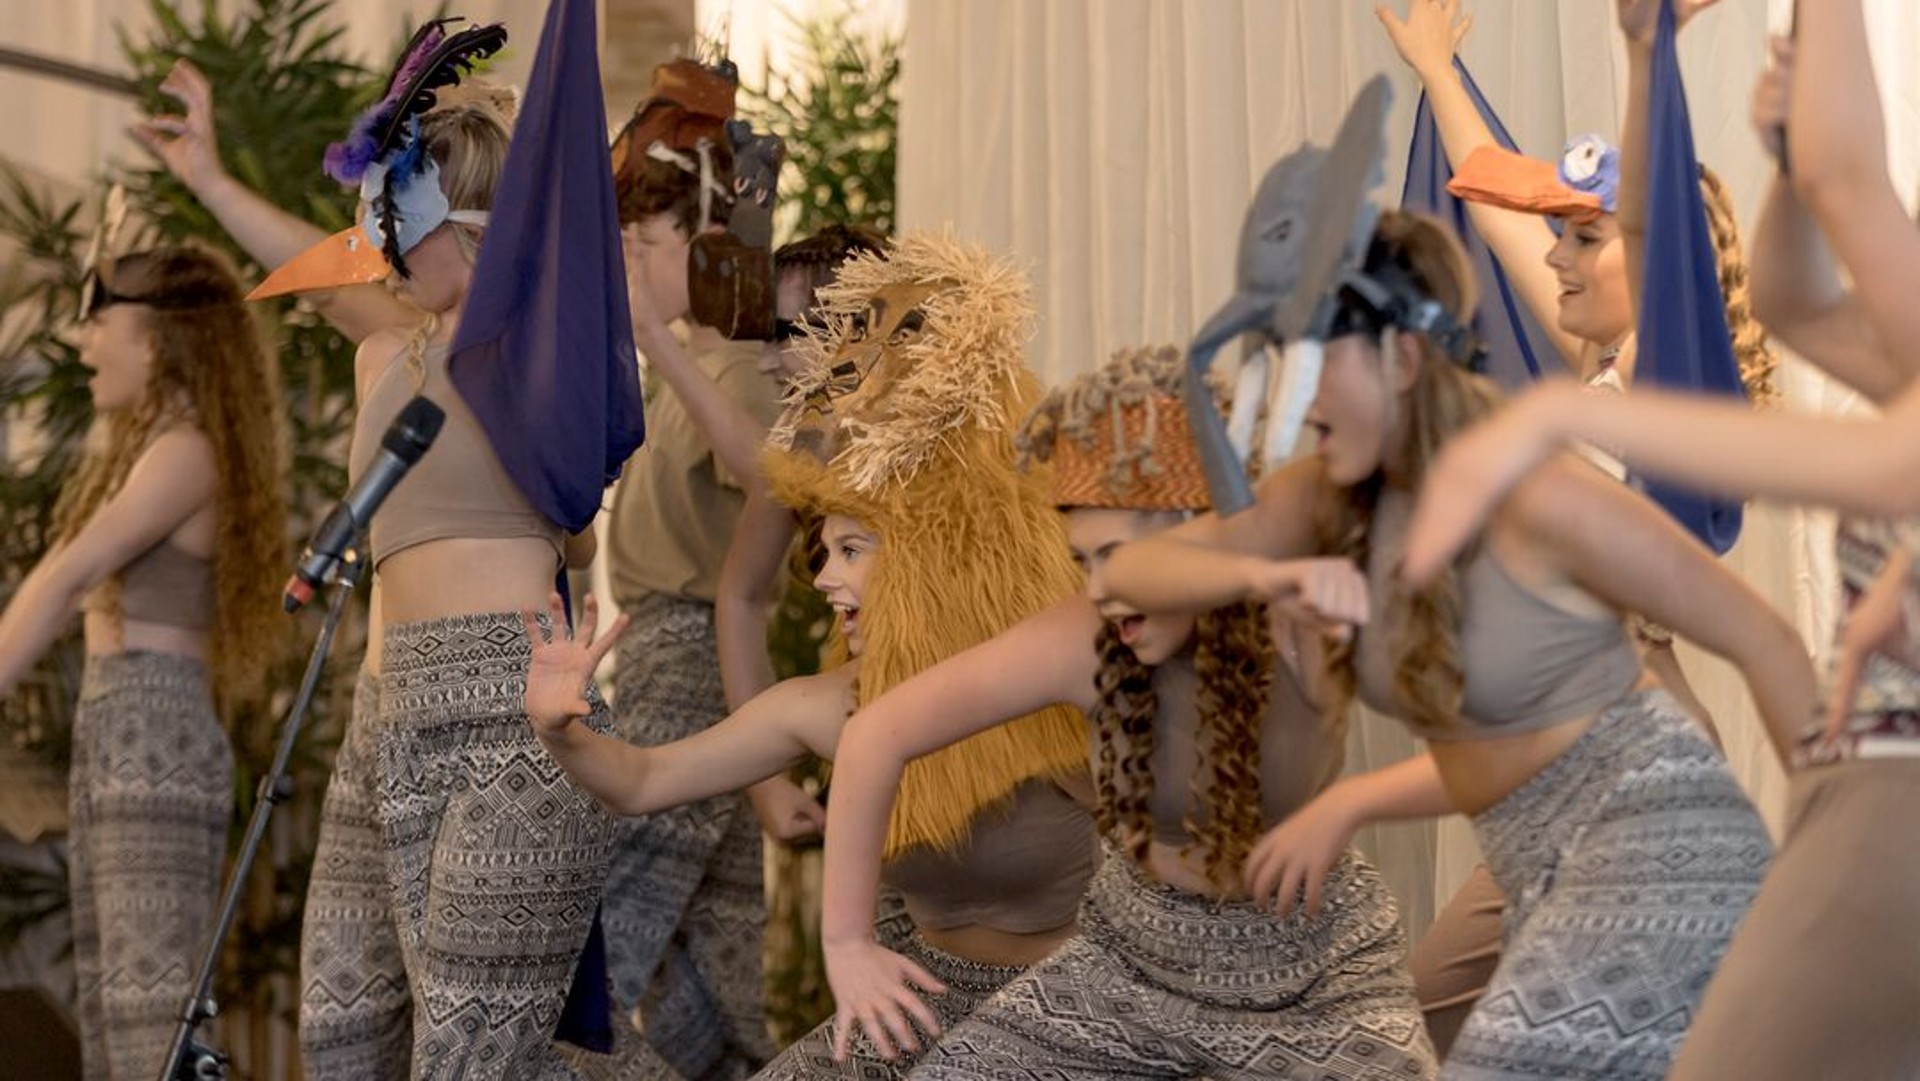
[
  {"xmin": 1047, "ymin": 396, "xmax": 1211, "ymax": 512},
  {"xmin": 1446, "ymin": 144, "xmax": 1604, "ymax": 224}
]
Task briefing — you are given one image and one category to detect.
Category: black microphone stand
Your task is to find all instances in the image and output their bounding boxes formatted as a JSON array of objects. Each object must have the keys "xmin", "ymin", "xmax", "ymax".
[{"xmin": 157, "ymin": 547, "xmax": 366, "ymax": 1081}]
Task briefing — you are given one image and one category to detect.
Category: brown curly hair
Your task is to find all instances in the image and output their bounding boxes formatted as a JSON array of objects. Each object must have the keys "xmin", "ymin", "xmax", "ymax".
[
  {"xmin": 54, "ymin": 244, "xmax": 291, "ymax": 723},
  {"xmin": 1090, "ymin": 600, "xmax": 1275, "ymax": 889},
  {"xmin": 1312, "ymin": 210, "xmax": 1503, "ymax": 738}
]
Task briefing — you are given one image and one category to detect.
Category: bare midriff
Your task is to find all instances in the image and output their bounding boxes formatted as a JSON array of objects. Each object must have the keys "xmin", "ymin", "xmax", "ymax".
[
  {"xmin": 84, "ymin": 613, "xmax": 206, "ymax": 660},
  {"xmin": 919, "ymin": 920, "xmax": 1077, "ymax": 969},
  {"xmin": 1429, "ymin": 712, "xmax": 1600, "ymax": 816},
  {"xmin": 364, "ymin": 535, "xmax": 564, "ymax": 675}
]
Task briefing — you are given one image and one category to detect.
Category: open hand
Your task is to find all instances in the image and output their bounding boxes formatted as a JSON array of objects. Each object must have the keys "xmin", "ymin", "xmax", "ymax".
[
  {"xmin": 520, "ymin": 593, "xmax": 628, "ymax": 737},
  {"xmin": 130, "ymin": 59, "xmax": 227, "ymax": 193},
  {"xmin": 824, "ymin": 937, "xmax": 948, "ymax": 1062},
  {"xmin": 1376, "ymin": 0, "xmax": 1473, "ymax": 82},
  {"xmin": 1244, "ymin": 785, "xmax": 1360, "ymax": 920}
]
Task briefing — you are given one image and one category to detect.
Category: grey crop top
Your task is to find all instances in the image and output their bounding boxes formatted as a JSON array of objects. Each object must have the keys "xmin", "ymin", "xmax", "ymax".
[
  {"xmin": 878, "ymin": 779, "xmax": 1098, "ymax": 934},
  {"xmin": 1133, "ymin": 651, "xmax": 1344, "ymax": 845},
  {"xmin": 348, "ymin": 340, "xmax": 564, "ymax": 567},
  {"xmin": 1354, "ymin": 490, "xmax": 1641, "ymax": 741},
  {"xmin": 83, "ymin": 540, "xmax": 213, "ymax": 632}
]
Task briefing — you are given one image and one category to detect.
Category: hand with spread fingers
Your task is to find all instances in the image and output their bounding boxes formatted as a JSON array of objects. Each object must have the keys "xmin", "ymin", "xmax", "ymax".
[
  {"xmin": 1243, "ymin": 786, "xmax": 1362, "ymax": 921},
  {"xmin": 1376, "ymin": 0, "xmax": 1473, "ymax": 82},
  {"xmin": 131, "ymin": 59, "xmax": 229, "ymax": 195},
  {"xmin": 521, "ymin": 592, "xmax": 628, "ymax": 737},
  {"xmin": 823, "ymin": 936, "xmax": 949, "ymax": 1063}
]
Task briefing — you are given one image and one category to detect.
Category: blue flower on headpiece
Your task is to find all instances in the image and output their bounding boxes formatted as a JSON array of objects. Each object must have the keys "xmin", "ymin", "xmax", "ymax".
[{"xmin": 1557, "ymin": 134, "xmax": 1620, "ymax": 214}]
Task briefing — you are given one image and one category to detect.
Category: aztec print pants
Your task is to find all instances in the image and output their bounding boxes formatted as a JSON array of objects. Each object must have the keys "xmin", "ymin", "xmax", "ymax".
[
  {"xmin": 69, "ymin": 651, "xmax": 232, "ymax": 1080},
  {"xmin": 300, "ymin": 614, "xmax": 614, "ymax": 1080},
  {"xmin": 757, "ymin": 931, "xmax": 1025, "ymax": 1079},
  {"xmin": 911, "ymin": 851, "xmax": 1437, "ymax": 1079},
  {"xmin": 566, "ymin": 595, "xmax": 769, "ymax": 1081},
  {"xmin": 1445, "ymin": 690, "xmax": 1772, "ymax": 1080}
]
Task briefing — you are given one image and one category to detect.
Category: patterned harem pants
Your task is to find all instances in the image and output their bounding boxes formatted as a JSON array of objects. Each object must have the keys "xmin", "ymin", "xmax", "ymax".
[
  {"xmin": 912, "ymin": 851, "xmax": 1437, "ymax": 1079},
  {"xmin": 299, "ymin": 614, "xmax": 615, "ymax": 1080},
  {"xmin": 1445, "ymin": 690, "xmax": 1772, "ymax": 1080},
  {"xmin": 568, "ymin": 594, "xmax": 769, "ymax": 1081},
  {"xmin": 756, "ymin": 931, "xmax": 1026, "ymax": 1079},
  {"xmin": 69, "ymin": 651, "xmax": 232, "ymax": 1080}
]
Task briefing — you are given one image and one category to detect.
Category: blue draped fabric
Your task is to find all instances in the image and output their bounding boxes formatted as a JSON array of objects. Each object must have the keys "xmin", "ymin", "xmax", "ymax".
[
  {"xmin": 448, "ymin": 0, "xmax": 646, "ymax": 534},
  {"xmin": 1635, "ymin": 0, "xmax": 1746, "ymax": 553}
]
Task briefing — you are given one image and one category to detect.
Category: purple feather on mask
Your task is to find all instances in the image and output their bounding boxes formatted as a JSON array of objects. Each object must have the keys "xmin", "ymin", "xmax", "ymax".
[{"xmin": 322, "ymin": 19, "xmax": 481, "ymax": 186}]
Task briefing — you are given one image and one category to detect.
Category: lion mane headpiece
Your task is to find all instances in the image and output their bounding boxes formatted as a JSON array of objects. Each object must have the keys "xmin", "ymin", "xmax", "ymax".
[{"xmin": 764, "ymin": 230, "xmax": 1088, "ymax": 858}]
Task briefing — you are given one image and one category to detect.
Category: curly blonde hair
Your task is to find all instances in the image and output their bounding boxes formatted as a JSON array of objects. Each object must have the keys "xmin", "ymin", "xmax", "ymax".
[
  {"xmin": 1312, "ymin": 211, "xmax": 1504, "ymax": 738},
  {"xmin": 54, "ymin": 244, "xmax": 291, "ymax": 722},
  {"xmin": 1698, "ymin": 165, "xmax": 1778, "ymax": 405}
]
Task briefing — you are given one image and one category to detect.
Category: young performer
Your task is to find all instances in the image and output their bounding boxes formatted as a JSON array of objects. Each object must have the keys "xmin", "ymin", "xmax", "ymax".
[
  {"xmin": 231, "ymin": 19, "xmax": 631, "ymax": 1077},
  {"xmin": 816, "ymin": 345, "xmax": 1437, "ymax": 1079},
  {"xmin": 1398, "ymin": 6, "xmax": 1920, "ymax": 1075},
  {"xmin": 1103, "ymin": 200, "xmax": 1812, "ymax": 1078},
  {"xmin": 0, "ymin": 245, "xmax": 287, "ymax": 1078},
  {"xmin": 521, "ymin": 233, "xmax": 1097, "ymax": 1080}
]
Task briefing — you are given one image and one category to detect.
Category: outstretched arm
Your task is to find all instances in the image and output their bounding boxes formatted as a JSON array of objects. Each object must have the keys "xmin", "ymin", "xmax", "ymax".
[
  {"xmin": 0, "ymin": 431, "xmax": 214, "ymax": 694},
  {"xmin": 821, "ymin": 597, "xmax": 1100, "ymax": 1061},
  {"xmin": 522, "ymin": 594, "xmax": 838, "ymax": 816},
  {"xmin": 132, "ymin": 59, "xmax": 416, "ymax": 343},
  {"xmin": 1376, "ymin": 0, "xmax": 1583, "ymax": 370},
  {"xmin": 1745, "ymin": 37, "xmax": 1903, "ymax": 400},
  {"xmin": 1403, "ymin": 379, "xmax": 1920, "ymax": 585}
]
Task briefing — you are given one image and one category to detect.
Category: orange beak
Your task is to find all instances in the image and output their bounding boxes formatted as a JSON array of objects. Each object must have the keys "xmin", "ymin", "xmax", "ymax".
[{"xmin": 247, "ymin": 224, "xmax": 391, "ymax": 300}]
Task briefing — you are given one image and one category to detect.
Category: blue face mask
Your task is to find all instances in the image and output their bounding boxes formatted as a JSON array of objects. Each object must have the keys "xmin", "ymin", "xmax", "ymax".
[{"xmin": 357, "ymin": 156, "xmax": 490, "ymax": 270}]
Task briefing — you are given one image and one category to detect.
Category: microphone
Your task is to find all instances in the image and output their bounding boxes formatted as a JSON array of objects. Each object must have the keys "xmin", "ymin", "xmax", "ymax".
[{"xmin": 284, "ymin": 396, "xmax": 445, "ymax": 612}]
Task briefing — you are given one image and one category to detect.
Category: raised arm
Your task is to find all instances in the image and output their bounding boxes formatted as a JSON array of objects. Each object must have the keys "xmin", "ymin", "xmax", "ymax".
[
  {"xmin": 0, "ymin": 431, "xmax": 213, "ymax": 694},
  {"xmin": 1510, "ymin": 458, "xmax": 1816, "ymax": 761},
  {"xmin": 522, "ymin": 594, "xmax": 839, "ymax": 816},
  {"xmin": 132, "ymin": 59, "xmax": 415, "ymax": 343},
  {"xmin": 1377, "ymin": 0, "xmax": 1583, "ymax": 370},
  {"xmin": 821, "ymin": 596, "xmax": 1100, "ymax": 1060},
  {"xmin": 717, "ymin": 487, "xmax": 795, "ymax": 710},
  {"xmin": 1786, "ymin": 0, "xmax": 1920, "ymax": 367}
]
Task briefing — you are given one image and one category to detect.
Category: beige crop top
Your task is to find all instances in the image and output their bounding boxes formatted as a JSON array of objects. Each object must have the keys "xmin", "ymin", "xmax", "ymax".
[
  {"xmin": 878, "ymin": 779, "xmax": 1098, "ymax": 934},
  {"xmin": 348, "ymin": 340, "xmax": 564, "ymax": 567},
  {"xmin": 82, "ymin": 540, "xmax": 213, "ymax": 632},
  {"xmin": 1137, "ymin": 651, "xmax": 1344, "ymax": 844},
  {"xmin": 1354, "ymin": 490, "xmax": 1641, "ymax": 741}
]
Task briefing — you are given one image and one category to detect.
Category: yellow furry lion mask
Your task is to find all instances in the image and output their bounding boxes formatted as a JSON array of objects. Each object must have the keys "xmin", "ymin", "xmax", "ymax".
[{"xmin": 764, "ymin": 231, "xmax": 1087, "ymax": 857}]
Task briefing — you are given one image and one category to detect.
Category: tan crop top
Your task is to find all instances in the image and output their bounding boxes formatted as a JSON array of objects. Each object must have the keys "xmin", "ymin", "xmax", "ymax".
[
  {"xmin": 348, "ymin": 340, "xmax": 564, "ymax": 567},
  {"xmin": 1355, "ymin": 490, "xmax": 1641, "ymax": 740},
  {"xmin": 1134, "ymin": 652, "xmax": 1344, "ymax": 844},
  {"xmin": 878, "ymin": 779, "xmax": 1098, "ymax": 934},
  {"xmin": 82, "ymin": 540, "xmax": 213, "ymax": 632}
]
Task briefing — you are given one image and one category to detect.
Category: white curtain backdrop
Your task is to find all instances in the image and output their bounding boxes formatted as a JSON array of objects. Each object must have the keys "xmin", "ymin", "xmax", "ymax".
[{"xmin": 899, "ymin": 0, "xmax": 1920, "ymax": 936}]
